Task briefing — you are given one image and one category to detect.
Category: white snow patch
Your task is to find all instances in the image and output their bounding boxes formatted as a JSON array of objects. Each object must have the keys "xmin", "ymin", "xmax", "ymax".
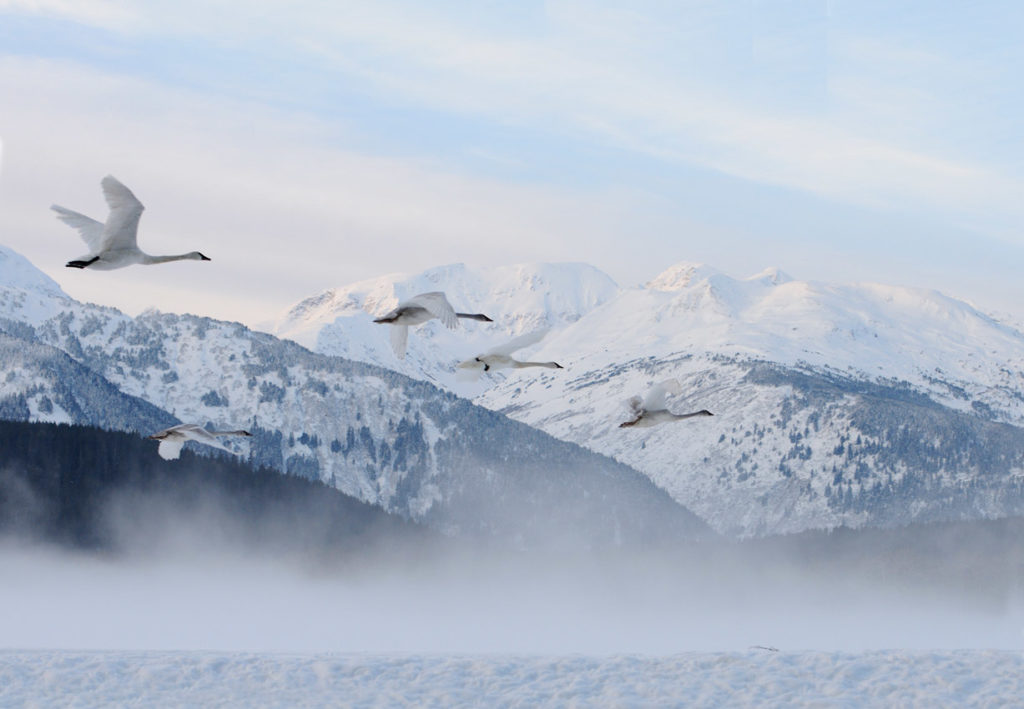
[{"xmin": 1, "ymin": 650, "xmax": 1021, "ymax": 707}]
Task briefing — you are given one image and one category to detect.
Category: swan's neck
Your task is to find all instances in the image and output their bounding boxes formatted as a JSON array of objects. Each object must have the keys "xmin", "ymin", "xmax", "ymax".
[
  {"xmin": 513, "ymin": 360, "xmax": 562, "ymax": 369},
  {"xmin": 142, "ymin": 253, "xmax": 195, "ymax": 264},
  {"xmin": 671, "ymin": 410, "xmax": 712, "ymax": 420},
  {"xmin": 456, "ymin": 312, "xmax": 493, "ymax": 322}
]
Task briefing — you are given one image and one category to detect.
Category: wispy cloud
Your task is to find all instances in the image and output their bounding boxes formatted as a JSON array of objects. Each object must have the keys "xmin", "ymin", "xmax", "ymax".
[
  {"xmin": 0, "ymin": 56, "xmax": 644, "ymax": 323},
  {"xmin": 24, "ymin": 1, "xmax": 1011, "ymax": 232},
  {"xmin": 0, "ymin": 0, "xmax": 136, "ymax": 28},
  {"xmin": 3, "ymin": 1, "xmax": 1024, "ymax": 321},
  {"xmin": 5, "ymin": 1, "xmax": 1021, "ymax": 227}
]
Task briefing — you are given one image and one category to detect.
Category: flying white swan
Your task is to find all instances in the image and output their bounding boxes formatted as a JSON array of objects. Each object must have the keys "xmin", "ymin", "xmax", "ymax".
[
  {"xmin": 456, "ymin": 328, "xmax": 563, "ymax": 379},
  {"xmin": 52, "ymin": 175, "xmax": 211, "ymax": 270},
  {"xmin": 147, "ymin": 424, "xmax": 252, "ymax": 461},
  {"xmin": 619, "ymin": 378, "xmax": 713, "ymax": 428},
  {"xmin": 373, "ymin": 291, "xmax": 492, "ymax": 359}
]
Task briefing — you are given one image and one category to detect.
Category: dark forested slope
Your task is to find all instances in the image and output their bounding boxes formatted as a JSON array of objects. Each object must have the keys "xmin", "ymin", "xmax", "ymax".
[{"xmin": 0, "ymin": 420, "xmax": 423, "ymax": 555}]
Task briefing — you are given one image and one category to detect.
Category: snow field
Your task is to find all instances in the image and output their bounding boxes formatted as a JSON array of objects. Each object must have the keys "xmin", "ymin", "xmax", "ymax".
[{"xmin": 2, "ymin": 650, "xmax": 1022, "ymax": 707}]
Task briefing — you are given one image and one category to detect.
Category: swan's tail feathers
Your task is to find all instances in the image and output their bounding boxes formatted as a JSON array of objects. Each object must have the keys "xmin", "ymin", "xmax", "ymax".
[
  {"xmin": 212, "ymin": 430, "xmax": 252, "ymax": 437},
  {"xmin": 390, "ymin": 324, "xmax": 409, "ymax": 359},
  {"xmin": 456, "ymin": 313, "xmax": 494, "ymax": 322},
  {"xmin": 66, "ymin": 256, "xmax": 99, "ymax": 269}
]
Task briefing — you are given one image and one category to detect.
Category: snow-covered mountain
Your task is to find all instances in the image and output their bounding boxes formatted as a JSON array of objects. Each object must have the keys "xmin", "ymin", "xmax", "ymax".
[
  {"xmin": 0, "ymin": 244, "xmax": 707, "ymax": 546},
  {"xmin": 269, "ymin": 262, "xmax": 619, "ymax": 396},
  {"xmin": 278, "ymin": 259, "xmax": 1024, "ymax": 536}
]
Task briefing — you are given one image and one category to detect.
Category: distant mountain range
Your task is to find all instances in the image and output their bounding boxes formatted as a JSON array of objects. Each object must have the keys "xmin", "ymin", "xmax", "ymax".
[
  {"xmin": 0, "ymin": 244, "xmax": 708, "ymax": 547},
  {"xmin": 269, "ymin": 259, "xmax": 1024, "ymax": 536}
]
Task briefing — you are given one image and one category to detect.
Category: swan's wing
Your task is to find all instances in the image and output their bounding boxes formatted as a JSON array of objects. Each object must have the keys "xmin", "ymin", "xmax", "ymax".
[
  {"xmin": 643, "ymin": 378, "xmax": 682, "ymax": 411},
  {"xmin": 157, "ymin": 439, "xmax": 184, "ymax": 460},
  {"xmin": 100, "ymin": 175, "xmax": 144, "ymax": 250},
  {"xmin": 173, "ymin": 423, "xmax": 209, "ymax": 440},
  {"xmin": 148, "ymin": 425, "xmax": 176, "ymax": 438},
  {"xmin": 624, "ymin": 395, "xmax": 644, "ymax": 417},
  {"xmin": 390, "ymin": 324, "xmax": 409, "ymax": 359},
  {"xmin": 51, "ymin": 206, "xmax": 105, "ymax": 253},
  {"xmin": 175, "ymin": 424, "xmax": 238, "ymax": 454},
  {"xmin": 199, "ymin": 437, "xmax": 236, "ymax": 454},
  {"xmin": 485, "ymin": 328, "xmax": 549, "ymax": 357},
  {"xmin": 404, "ymin": 292, "xmax": 458, "ymax": 329}
]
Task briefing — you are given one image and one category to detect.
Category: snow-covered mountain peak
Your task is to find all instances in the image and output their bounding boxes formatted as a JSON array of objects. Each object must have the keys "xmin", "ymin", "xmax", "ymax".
[
  {"xmin": 0, "ymin": 244, "xmax": 66, "ymax": 298},
  {"xmin": 271, "ymin": 262, "xmax": 621, "ymax": 387},
  {"xmin": 0, "ymin": 243, "xmax": 77, "ymax": 325},
  {"xmin": 645, "ymin": 262, "xmax": 721, "ymax": 292},
  {"xmin": 745, "ymin": 266, "xmax": 793, "ymax": 286}
]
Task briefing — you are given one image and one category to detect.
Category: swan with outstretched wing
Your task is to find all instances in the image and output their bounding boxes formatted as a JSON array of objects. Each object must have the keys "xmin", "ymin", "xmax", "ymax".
[
  {"xmin": 457, "ymin": 328, "xmax": 562, "ymax": 379},
  {"xmin": 54, "ymin": 176, "xmax": 211, "ymax": 270},
  {"xmin": 147, "ymin": 423, "xmax": 252, "ymax": 460},
  {"xmin": 620, "ymin": 378, "xmax": 713, "ymax": 428},
  {"xmin": 374, "ymin": 291, "xmax": 492, "ymax": 359}
]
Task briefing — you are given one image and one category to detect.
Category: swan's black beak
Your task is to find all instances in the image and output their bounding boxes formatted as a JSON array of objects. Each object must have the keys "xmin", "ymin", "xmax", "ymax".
[
  {"xmin": 554, "ymin": 363, "xmax": 564, "ymax": 369},
  {"xmin": 199, "ymin": 253, "xmax": 212, "ymax": 261}
]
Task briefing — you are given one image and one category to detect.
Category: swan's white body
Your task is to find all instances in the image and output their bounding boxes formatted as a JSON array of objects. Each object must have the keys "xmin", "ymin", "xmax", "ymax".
[
  {"xmin": 53, "ymin": 176, "xmax": 210, "ymax": 270},
  {"xmin": 147, "ymin": 423, "xmax": 252, "ymax": 460},
  {"xmin": 620, "ymin": 378, "xmax": 713, "ymax": 428},
  {"xmin": 457, "ymin": 329, "xmax": 562, "ymax": 379},
  {"xmin": 374, "ymin": 291, "xmax": 492, "ymax": 359}
]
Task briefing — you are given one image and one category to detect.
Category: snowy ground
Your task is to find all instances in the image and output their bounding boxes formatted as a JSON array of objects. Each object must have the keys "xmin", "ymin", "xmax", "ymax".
[
  {"xmin": 2, "ymin": 649, "xmax": 1022, "ymax": 707},
  {"xmin": 3, "ymin": 541, "xmax": 1022, "ymax": 706}
]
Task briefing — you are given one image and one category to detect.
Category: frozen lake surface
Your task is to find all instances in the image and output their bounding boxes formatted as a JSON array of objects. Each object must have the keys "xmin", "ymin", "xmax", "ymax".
[{"xmin": 2, "ymin": 649, "xmax": 1022, "ymax": 707}]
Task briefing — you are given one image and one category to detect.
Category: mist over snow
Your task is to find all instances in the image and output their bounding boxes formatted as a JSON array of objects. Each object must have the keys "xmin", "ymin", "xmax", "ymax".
[{"xmin": 3, "ymin": 529, "xmax": 1023, "ymax": 655}]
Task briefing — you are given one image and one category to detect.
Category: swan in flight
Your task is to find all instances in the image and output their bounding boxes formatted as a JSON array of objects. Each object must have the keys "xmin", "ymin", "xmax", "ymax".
[
  {"xmin": 52, "ymin": 175, "xmax": 211, "ymax": 270},
  {"xmin": 457, "ymin": 328, "xmax": 563, "ymax": 380},
  {"xmin": 147, "ymin": 424, "xmax": 252, "ymax": 461},
  {"xmin": 373, "ymin": 291, "xmax": 492, "ymax": 359},
  {"xmin": 619, "ymin": 378, "xmax": 713, "ymax": 428}
]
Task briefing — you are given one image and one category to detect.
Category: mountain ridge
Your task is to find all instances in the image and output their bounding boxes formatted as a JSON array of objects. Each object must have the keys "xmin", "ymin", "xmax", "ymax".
[
  {"xmin": 0, "ymin": 243, "xmax": 709, "ymax": 546},
  {"xmin": 270, "ymin": 257, "xmax": 1024, "ymax": 536}
]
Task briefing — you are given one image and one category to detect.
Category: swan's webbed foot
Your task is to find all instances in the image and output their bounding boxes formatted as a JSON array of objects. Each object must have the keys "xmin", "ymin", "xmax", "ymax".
[{"xmin": 66, "ymin": 256, "xmax": 99, "ymax": 269}]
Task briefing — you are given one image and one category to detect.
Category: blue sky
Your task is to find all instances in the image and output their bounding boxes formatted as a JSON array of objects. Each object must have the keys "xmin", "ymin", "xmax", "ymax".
[{"xmin": 1, "ymin": 0, "xmax": 1022, "ymax": 324}]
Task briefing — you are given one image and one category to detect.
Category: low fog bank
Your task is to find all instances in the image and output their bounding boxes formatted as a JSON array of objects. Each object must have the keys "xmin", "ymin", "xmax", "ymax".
[
  {"xmin": 2, "ymin": 517, "xmax": 1022, "ymax": 654},
  {"xmin": 2, "ymin": 420, "xmax": 1022, "ymax": 653}
]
